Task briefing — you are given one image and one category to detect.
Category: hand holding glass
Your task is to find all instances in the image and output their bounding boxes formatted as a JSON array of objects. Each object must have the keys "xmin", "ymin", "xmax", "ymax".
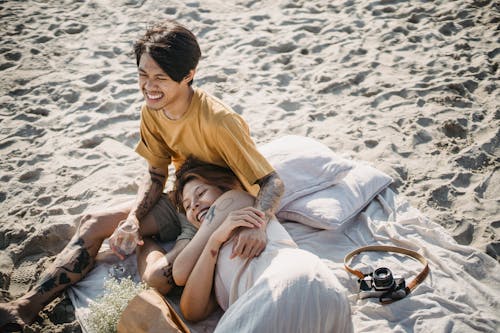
[{"xmin": 117, "ymin": 222, "xmax": 140, "ymax": 255}]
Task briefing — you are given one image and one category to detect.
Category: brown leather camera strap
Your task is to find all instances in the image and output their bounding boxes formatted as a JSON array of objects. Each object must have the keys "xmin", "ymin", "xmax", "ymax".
[{"xmin": 344, "ymin": 245, "xmax": 429, "ymax": 303}]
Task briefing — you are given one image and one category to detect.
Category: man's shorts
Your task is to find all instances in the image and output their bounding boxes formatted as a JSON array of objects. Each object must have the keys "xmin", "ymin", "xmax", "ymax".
[{"xmin": 150, "ymin": 194, "xmax": 197, "ymax": 242}]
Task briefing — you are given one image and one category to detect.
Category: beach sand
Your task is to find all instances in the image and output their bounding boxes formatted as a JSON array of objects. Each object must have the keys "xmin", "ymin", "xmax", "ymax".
[{"xmin": 0, "ymin": 0, "xmax": 498, "ymax": 331}]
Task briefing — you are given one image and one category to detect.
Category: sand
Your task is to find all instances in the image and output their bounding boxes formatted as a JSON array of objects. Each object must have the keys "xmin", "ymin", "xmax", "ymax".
[{"xmin": 0, "ymin": 0, "xmax": 498, "ymax": 331}]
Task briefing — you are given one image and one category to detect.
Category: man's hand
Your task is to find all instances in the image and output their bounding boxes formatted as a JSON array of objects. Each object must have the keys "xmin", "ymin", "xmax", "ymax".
[
  {"xmin": 230, "ymin": 225, "xmax": 267, "ymax": 259},
  {"xmin": 109, "ymin": 215, "xmax": 144, "ymax": 260}
]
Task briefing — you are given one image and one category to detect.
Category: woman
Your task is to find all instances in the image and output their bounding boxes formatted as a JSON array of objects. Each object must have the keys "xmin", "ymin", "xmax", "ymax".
[{"xmin": 171, "ymin": 157, "xmax": 353, "ymax": 332}]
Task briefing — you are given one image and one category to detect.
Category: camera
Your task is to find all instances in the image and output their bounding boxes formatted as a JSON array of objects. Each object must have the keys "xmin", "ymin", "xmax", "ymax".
[{"xmin": 358, "ymin": 267, "xmax": 406, "ymax": 300}]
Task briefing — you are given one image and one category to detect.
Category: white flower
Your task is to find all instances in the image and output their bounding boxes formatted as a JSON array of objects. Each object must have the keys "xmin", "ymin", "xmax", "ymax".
[{"xmin": 85, "ymin": 277, "xmax": 149, "ymax": 333}]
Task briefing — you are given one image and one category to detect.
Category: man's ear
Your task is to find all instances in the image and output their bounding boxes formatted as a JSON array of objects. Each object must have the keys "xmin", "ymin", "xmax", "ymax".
[{"xmin": 183, "ymin": 69, "xmax": 196, "ymax": 84}]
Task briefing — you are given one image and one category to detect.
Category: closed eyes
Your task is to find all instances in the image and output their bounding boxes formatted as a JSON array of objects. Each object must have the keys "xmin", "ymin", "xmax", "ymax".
[{"xmin": 184, "ymin": 189, "xmax": 207, "ymax": 211}]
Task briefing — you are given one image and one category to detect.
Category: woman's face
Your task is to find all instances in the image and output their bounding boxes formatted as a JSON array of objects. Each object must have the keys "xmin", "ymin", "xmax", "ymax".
[{"xmin": 182, "ymin": 178, "xmax": 224, "ymax": 228}]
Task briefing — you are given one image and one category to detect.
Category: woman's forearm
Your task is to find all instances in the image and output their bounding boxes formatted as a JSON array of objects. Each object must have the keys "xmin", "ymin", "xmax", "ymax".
[
  {"xmin": 172, "ymin": 204, "xmax": 222, "ymax": 286},
  {"xmin": 179, "ymin": 236, "xmax": 221, "ymax": 321},
  {"xmin": 173, "ymin": 193, "xmax": 252, "ymax": 285}
]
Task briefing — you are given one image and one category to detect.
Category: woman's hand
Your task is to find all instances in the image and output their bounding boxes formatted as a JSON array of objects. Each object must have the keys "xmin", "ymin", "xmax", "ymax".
[{"xmin": 210, "ymin": 207, "xmax": 265, "ymax": 246}]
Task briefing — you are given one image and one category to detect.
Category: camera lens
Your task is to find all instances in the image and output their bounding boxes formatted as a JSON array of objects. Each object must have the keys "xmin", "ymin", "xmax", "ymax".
[{"xmin": 373, "ymin": 267, "xmax": 394, "ymax": 289}]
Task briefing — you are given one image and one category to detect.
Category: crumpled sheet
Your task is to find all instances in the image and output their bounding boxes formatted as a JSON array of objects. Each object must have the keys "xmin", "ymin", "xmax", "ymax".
[{"xmin": 69, "ymin": 188, "xmax": 500, "ymax": 333}]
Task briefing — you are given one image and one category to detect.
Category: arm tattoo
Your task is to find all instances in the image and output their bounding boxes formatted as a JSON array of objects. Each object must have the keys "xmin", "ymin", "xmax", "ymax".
[
  {"xmin": 205, "ymin": 198, "xmax": 233, "ymax": 225},
  {"xmin": 255, "ymin": 172, "xmax": 284, "ymax": 219},
  {"xmin": 162, "ymin": 261, "xmax": 175, "ymax": 287},
  {"xmin": 133, "ymin": 168, "xmax": 166, "ymax": 220},
  {"xmin": 205, "ymin": 205, "xmax": 216, "ymax": 225}
]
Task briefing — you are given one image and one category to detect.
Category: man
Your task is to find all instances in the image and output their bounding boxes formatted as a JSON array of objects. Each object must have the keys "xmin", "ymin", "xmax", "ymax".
[{"xmin": 0, "ymin": 20, "xmax": 283, "ymax": 330}]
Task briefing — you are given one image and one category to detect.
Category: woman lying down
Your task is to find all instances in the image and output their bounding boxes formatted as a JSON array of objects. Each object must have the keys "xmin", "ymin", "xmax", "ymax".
[{"xmin": 171, "ymin": 157, "xmax": 353, "ymax": 333}]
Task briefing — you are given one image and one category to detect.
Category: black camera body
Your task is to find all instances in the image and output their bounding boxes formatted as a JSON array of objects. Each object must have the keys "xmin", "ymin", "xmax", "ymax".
[{"xmin": 358, "ymin": 267, "xmax": 406, "ymax": 300}]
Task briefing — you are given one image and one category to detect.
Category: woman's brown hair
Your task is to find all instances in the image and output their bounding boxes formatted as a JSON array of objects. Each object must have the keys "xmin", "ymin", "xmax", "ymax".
[{"xmin": 171, "ymin": 157, "xmax": 243, "ymax": 213}]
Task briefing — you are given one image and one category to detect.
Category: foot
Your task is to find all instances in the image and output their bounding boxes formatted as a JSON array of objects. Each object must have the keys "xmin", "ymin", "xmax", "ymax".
[{"xmin": 0, "ymin": 300, "xmax": 32, "ymax": 331}]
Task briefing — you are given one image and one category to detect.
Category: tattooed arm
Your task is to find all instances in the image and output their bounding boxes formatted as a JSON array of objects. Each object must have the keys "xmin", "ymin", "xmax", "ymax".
[
  {"xmin": 109, "ymin": 164, "xmax": 167, "ymax": 259},
  {"xmin": 254, "ymin": 171, "xmax": 284, "ymax": 221},
  {"xmin": 130, "ymin": 164, "xmax": 167, "ymax": 221},
  {"xmin": 229, "ymin": 171, "xmax": 284, "ymax": 258}
]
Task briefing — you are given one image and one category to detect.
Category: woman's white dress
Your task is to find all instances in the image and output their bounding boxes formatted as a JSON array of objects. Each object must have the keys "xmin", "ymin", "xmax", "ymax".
[{"xmin": 213, "ymin": 219, "xmax": 353, "ymax": 333}]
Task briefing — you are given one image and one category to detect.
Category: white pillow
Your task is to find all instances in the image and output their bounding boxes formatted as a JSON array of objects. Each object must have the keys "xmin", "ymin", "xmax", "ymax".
[
  {"xmin": 259, "ymin": 135, "xmax": 354, "ymax": 211},
  {"xmin": 276, "ymin": 162, "xmax": 393, "ymax": 230}
]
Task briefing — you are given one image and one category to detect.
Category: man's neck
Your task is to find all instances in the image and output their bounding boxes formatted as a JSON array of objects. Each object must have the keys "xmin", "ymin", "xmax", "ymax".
[{"xmin": 162, "ymin": 87, "xmax": 194, "ymax": 120}]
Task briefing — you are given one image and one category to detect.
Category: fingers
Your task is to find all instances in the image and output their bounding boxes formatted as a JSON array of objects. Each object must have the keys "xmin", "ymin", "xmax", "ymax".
[
  {"xmin": 110, "ymin": 233, "xmax": 126, "ymax": 260},
  {"xmin": 249, "ymin": 240, "xmax": 265, "ymax": 258},
  {"xmin": 109, "ymin": 227, "xmax": 142, "ymax": 259},
  {"xmin": 228, "ymin": 210, "xmax": 265, "ymax": 228},
  {"xmin": 136, "ymin": 232, "xmax": 144, "ymax": 246},
  {"xmin": 110, "ymin": 242, "xmax": 126, "ymax": 260},
  {"xmin": 230, "ymin": 236, "xmax": 242, "ymax": 259},
  {"xmin": 241, "ymin": 243, "xmax": 253, "ymax": 258},
  {"xmin": 230, "ymin": 229, "xmax": 266, "ymax": 259}
]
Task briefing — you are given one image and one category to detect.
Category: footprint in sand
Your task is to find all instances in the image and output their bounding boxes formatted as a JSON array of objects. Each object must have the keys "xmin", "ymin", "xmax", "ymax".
[
  {"xmin": 453, "ymin": 221, "xmax": 474, "ymax": 245},
  {"xmin": 13, "ymin": 124, "xmax": 46, "ymax": 139},
  {"xmin": 8, "ymin": 257, "xmax": 41, "ymax": 297},
  {"xmin": 34, "ymin": 35, "xmax": 52, "ymax": 44},
  {"xmin": 451, "ymin": 172, "xmax": 473, "ymax": 188},
  {"xmin": 54, "ymin": 21, "xmax": 87, "ymax": 36},
  {"xmin": 442, "ymin": 119, "xmax": 467, "ymax": 139},
  {"xmin": 0, "ymin": 62, "xmax": 16, "ymax": 71},
  {"xmin": 22, "ymin": 223, "xmax": 75, "ymax": 258},
  {"xmin": 86, "ymin": 80, "xmax": 109, "ymax": 93},
  {"xmin": 277, "ymin": 100, "xmax": 301, "ymax": 112},
  {"xmin": 454, "ymin": 146, "xmax": 492, "ymax": 170},
  {"xmin": 1, "ymin": 50, "xmax": 21, "ymax": 70},
  {"xmin": 36, "ymin": 196, "xmax": 52, "ymax": 206},
  {"xmin": 81, "ymin": 73, "xmax": 101, "ymax": 85},
  {"xmin": 94, "ymin": 101, "xmax": 117, "ymax": 114},
  {"xmin": 80, "ymin": 135, "xmax": 103, "ymax": 149},
  {"xmin": 50, "ymin": 87, "xmax": 80, "ymax": 104},
  {"xmin": 428, "ymin": 184, "xmax": 455, "ymax": 209},
  {"xmin": 18, "ymin": 169, "xmax": 42, "ymax": 183},
  {"xmin": 473, "ymin": 168, "xmax": 498, "ymax": 200}
]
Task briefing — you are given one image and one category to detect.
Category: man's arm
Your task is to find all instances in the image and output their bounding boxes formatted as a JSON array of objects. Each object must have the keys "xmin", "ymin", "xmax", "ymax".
[
  {"xmin": 230, "ymin": 171, "xmax": 284, "ymax": 258},
  {"xmin": 130, "ymin": 165, "xmax": 167, "ymax": 221},
  {"xmin": 254, "ymin": 171, "xmax": 284, "ymax": 221},
  {"xmin": 109, "ymin": 164, "xmax": 167, "ymax": 259}
]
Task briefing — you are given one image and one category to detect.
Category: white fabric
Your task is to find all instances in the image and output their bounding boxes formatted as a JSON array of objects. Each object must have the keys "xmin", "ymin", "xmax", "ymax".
[
  {"xmin": 277, "ymin": 161, "xmax": 392, "ymax": 230},
  {"xmin": 214, "ymin": 219, "xmax": 353, "ymax": 333},
  {"xmin": 259, "ymin": 135, "xmax": 354, "ymax": 210},
  {"xmin": 68, "ymin": 156, "xmax": 500, "ymax": 333},
  {"xmin": 283, "ymin": 189, "xmax": 500, "ymax": 333},
  {"xmin": 214, "ymin": 218, "xmax": 298, "ymax": 311}
]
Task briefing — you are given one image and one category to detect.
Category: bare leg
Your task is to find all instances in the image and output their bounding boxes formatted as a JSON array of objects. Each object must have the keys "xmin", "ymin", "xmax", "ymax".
[
  {"xmin": 0, "ymin": 198, "xmax": 187, "ymax": 329},
  {"xmin": 137, "ymin": 237, "xmax": 190, "ymax": 295},
  {"xmin": 0, "ymin": 202, "xmax": 134, "ymax": 328}
]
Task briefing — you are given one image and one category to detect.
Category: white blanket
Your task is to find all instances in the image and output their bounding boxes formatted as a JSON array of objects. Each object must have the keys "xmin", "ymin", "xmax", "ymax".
[
  {"xmin": 68, "ymin": 137, "xmax": 500, "ymax": 332},
  {"xmin": 285, "ymin": 188, "xmax": 500, "ymax": 333},
  {"xmin": 69, "ymin": 188, "xmax": 500, "ymax": 333}
]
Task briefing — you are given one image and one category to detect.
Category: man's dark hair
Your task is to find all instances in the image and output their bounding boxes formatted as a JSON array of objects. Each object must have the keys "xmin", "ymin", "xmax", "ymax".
[{"xmin": 134, "ymin": 20, "xmax": 201, "ymax": 86}]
